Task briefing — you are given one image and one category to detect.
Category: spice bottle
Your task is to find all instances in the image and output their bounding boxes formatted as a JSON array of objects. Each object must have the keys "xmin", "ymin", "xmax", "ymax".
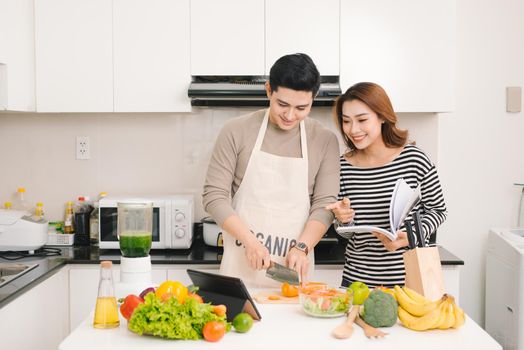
[
  {"xmin": 64, "ymin": 201, "xmax": 74, "ymax": 233},
  {"xmin": 93, "ymin": 261, "xmax": 120, "ymax": 329}
]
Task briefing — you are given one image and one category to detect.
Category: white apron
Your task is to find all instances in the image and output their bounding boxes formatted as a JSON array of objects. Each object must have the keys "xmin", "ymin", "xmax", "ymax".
[{"xmin": 220, "ymin": 109, "xmax": 314, "ymax": 288}]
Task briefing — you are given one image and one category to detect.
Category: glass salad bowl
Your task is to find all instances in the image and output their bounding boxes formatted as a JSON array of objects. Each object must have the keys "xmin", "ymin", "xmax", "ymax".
[{"xmin": 299, "ymin": 284, "xmax": 353, "ymax": 318}]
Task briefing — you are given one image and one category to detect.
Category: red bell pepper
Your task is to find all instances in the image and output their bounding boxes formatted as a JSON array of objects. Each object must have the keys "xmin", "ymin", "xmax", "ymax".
[{"xmin": 119, "ymin": 294, "xmax": 144, "ymax": 320}]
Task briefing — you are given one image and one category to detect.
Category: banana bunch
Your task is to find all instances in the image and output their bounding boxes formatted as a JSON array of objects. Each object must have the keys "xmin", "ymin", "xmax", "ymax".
[{"xmin": 394, "ymin": 285, "xmax": 465, "ymax": 331}]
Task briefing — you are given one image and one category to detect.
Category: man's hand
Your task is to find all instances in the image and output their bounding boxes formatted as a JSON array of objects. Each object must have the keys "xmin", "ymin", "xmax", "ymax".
[
  {"xmin": 286, "ymin": 246, "xmax": 309, "ymax": 285},
  {"xmin": 243, "ymin": 235, "xmax": 271, "ymax": 270},
  {"xmin": 325, "ymin": 197, "xmax": 355, "ymax": 223},
  {"xmin": 371, "ymin": 230, "xmax": 409, "ymax": 252}
]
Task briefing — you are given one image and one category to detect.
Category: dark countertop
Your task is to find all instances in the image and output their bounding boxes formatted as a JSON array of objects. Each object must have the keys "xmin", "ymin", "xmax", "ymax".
[{"xmin": 0, "ymin": 237, "xmax": 463, "ymax": 309}]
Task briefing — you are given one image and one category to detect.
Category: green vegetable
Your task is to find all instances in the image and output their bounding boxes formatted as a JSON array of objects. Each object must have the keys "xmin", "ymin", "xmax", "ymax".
[
  {"xmin": 128, "ymin": 293, "xmax": 230, "ymax": 340},
  {"xmin": 361, "ymin": 290, "xmax": 398, "ymax": 327}
]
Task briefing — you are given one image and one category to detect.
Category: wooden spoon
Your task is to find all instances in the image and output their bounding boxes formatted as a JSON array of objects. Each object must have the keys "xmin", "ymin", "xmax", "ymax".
[
  {"xmin": 332, "ymin": 305, "xmax": 360, "ymax": 339},
  {"xmin": 355, "ymin": 316, "xmax": 389, "ymax": 339}
]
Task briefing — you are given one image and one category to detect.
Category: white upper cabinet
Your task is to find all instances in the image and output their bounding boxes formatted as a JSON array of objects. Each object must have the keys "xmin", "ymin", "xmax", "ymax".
[
  {"xmin": 35, "ymin": 0, "xmax": 113, "ymax": 112},
  {"xmin": 0, "ymin": 0, "xmax": 35, "ymax": 111},
  {"xmin": 113, "ymin": 0, "xmax": 191, "ymax": 112},
  {"xmin": 265, "ymin": 0, "xmax": 340, "ymax": 75},
  {"xmin": 190, "ymin": 0, "xmax": 265, "ymax": 76},
  {"xmin": 340, "ymin": 0, "xmax": 456, "ymax": 112}
]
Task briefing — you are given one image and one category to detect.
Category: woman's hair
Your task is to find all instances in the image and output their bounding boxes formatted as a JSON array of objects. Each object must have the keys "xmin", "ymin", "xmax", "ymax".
[
  {"xmin": 269, "ymin": 53, "xmax": 320, "ymax": 96},
  {"xmin": 333, "ymin": 82, "xmax": 408, "ymax": 153}
]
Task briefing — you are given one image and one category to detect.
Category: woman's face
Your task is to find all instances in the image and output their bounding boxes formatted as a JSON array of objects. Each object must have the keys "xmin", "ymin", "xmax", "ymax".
[{"xmin": 342, "ymin": 99, "xmax": 383, "ymax": 150}]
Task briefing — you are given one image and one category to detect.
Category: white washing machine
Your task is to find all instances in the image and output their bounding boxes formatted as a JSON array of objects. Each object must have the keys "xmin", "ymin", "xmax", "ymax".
[{"xmin": 486, "ymin": 228, "xmax": 524, "ymax": 350}]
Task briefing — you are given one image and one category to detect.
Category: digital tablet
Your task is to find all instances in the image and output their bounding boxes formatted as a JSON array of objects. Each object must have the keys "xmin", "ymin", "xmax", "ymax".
[{"xmin": 186, "ymin": 269, "xmax": 262, "ymax": 322}]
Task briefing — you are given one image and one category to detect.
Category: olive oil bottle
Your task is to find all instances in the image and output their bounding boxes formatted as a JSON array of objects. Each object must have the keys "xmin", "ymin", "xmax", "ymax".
[{"xmin": 93, "ymin": 261, "xmax": 120, "ymax": 329}]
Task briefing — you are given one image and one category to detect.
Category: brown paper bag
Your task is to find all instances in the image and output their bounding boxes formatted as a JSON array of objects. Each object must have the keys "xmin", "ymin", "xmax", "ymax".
[{"xmin": 403, "ymin": 246, "xmax": 445, "ymax": 301}]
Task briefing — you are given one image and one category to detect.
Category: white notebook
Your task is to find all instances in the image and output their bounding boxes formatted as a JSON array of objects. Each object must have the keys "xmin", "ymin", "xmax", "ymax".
[{"xmin": 336, "ymin": 178, "xmax": 421, "ymax": 241}]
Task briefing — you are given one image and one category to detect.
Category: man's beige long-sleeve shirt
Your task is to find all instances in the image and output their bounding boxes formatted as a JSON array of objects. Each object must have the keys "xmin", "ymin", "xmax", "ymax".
[{"xmin": 202, "ymin": 109, "xmax": 340, "ymax": 228}]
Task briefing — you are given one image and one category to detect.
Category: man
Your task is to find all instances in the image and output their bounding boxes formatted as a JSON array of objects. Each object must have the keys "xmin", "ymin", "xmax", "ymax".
[{"xmin": 202, "ymin": 53, "xmax": 339, "ymax": 287}]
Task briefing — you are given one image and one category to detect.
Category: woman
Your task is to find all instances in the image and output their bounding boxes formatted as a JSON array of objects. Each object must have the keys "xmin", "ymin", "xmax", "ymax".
[{"xmin": 327, "ymin": 82, "xmax": 447, "ymax": 288}]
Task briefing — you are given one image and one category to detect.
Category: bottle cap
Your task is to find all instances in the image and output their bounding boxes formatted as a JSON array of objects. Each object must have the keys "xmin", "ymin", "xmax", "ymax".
[
  {"xmin": 36, "ymin": 202, "xmax": 43, "ymax": 207},
  {"xmin": 99, "ymin": 192, "xmax": 108, "ymax": 198},
  {"xmin": 4, "ymin": 202, "xmax": 12, "ymax": 209},
  {"xmin": 17, "ymin": 187, "xmax": 26, "ymax": 193},
  {"xmin": 67, "ymin": 201, "xmax": 73, "ymax": 206},
  {"xmin": 78, "ymin": 196, "xmax": 85, "ymax": 201},
  {"xmin": 101, "ymin": 261, "xmax": 112, "ymax": 268}
]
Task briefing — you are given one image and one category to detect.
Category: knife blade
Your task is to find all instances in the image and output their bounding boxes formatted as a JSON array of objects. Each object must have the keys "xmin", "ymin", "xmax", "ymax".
[
  {"xmin": 413, "ymin": 210, "xmax": 425, "ymax": 247},
  {"xmin": 405, "ymin": 220, "xmax": 416, "ymax": 249},
  {"xmin": 266, "ymin": 261, "xmax": 300, "ymax": 285}
]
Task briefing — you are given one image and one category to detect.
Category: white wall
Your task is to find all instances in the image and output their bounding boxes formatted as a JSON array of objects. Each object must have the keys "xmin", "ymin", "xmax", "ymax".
[
  {"xmin": 437, "ymin": 0, "xmax": 524, "ymax": 325},
  {"xmin": 0, "ymin": 109, "xmax": 437, "ymax": 222}
]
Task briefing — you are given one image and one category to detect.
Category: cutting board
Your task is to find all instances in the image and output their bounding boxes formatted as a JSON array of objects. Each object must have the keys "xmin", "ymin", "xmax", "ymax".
[{"xmin": 254, "ymin": 290, "xmax": 299, "ymax": 304}]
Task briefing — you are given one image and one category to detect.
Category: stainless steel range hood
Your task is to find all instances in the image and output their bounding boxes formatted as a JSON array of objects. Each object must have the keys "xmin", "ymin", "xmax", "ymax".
[{"xmin": 188, "ymin": 76, "xmax": 341, "ymax": 107}]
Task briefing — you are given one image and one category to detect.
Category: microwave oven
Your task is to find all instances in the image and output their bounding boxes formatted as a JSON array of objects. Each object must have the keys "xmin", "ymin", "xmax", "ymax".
[{"xmin": 98, "ymin": 194, "xmax": 194, "ymax": 250}]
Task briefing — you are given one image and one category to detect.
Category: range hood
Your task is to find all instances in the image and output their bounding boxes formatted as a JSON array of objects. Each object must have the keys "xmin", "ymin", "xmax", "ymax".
[{"xmin": 188, "ymin": 76, "xmax": 341, "ymax": 107}]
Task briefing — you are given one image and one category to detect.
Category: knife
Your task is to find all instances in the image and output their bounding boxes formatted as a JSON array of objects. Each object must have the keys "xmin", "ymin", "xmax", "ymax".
[
  {"xmin": 266, "ymin": 261, "xmax": 300, "ymax": 285},
  {"xmin": 405, "ymin": 220, "xmax": 416, "ymax": 249},
  {"xmin": 413, "ymin": 211, "xmax": 425, "ymax": 247}
]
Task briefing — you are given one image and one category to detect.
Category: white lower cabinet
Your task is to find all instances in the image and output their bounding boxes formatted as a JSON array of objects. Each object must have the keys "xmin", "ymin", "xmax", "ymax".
[
  {"xmin": 0, "ymin": 267, "xmax": 69, "ymax": 350},
  {"xmin": 167, "ymin": 265, "xmax": 219, "ymax": 285}
]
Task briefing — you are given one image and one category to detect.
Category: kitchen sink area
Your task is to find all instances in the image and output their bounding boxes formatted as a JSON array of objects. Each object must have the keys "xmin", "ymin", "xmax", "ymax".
[{"xmin": 0, "ymin": 263, "xmax": 38, "ymax": 288}]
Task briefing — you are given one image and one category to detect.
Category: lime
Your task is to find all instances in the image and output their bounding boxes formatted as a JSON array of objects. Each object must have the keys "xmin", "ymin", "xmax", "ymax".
[{"xmin": 232, "ymin": 312, "xmax": 253, "ymax": 333}]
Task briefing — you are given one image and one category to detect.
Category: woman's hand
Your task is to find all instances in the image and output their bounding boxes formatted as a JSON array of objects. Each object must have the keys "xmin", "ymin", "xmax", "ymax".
[
  {"xmin": 371, "ymin": 230, "xmax": 409, "ymax": 252},
  {"xmin": 243, "ymin": 235, "xmax": 271, "ymax": 270},
  {"xmin": 325, "ymin": 197, "xmax": 355, "ymax": 223},
  {"xmin": 286, "ymin": 247, "xmax": 310, "ymax": 284}
]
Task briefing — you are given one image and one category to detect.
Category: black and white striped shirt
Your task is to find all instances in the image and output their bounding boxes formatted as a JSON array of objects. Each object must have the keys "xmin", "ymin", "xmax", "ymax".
[{"xmin": 338, "ymin": 144, "xmax": 447, "ymax": 288}]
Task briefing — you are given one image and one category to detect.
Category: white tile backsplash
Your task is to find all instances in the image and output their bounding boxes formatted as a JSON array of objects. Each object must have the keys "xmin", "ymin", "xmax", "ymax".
[{"xmin": 0, "ymin": 108, "xmax": 438, "ymax": 221}]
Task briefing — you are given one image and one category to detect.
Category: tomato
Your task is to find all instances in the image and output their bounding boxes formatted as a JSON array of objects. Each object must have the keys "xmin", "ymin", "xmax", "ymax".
[
  {"xmin": 213, "ymin": 304, "xmax": 227, "ymax": 317},
  {"xmin": 155, "ymin": 280, "xmax": 188, "ymax": 303},
  {"xmin": 187, "ymin": 292, "xmax": 204, "ymax": 303},
  {"xmin": 321, "ymin": 298, "xmax": 332, "ymax": 311},
  {"xmin": 281, "ymin": 283, "xmax": 299, "ymax": 297},
  {"xmin": 202, "ymin": 321, "xmax": 226, "ymax": 342},
  {"xmin": 119, "ymin": 294, "xmax": 144, "ymax": 320}
]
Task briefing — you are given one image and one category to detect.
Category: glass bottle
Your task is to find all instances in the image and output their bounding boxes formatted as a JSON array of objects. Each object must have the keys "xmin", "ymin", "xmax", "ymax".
[
  {"xmin": 64, "ymin": 201, "xmax": 74, "ymax": 233},
  {"xmin": 13, "ymin": 187, "xmax": 31, "ymax": 213},
  {"xmin": 90, "ymin": 192, "xmax": 107, "ymax": 244},
  {"xmin": 93, "ymin": 261, "xmax": 120, "ymax": 329}
]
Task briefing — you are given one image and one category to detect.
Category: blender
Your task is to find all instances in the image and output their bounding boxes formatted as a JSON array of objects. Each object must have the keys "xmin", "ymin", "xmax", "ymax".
[{"xmin": 115, "ymin": 201, "xmax": 153, "ymax": 298}]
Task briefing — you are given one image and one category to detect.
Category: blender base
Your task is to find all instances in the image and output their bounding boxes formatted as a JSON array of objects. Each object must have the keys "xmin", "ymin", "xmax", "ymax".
[{"xmin": 116, "ymin": 255, "xmax": 153, "ymax": 298}]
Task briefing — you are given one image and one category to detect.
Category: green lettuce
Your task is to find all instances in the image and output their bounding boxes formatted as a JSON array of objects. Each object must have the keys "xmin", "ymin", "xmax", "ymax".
[{"xmin": 128, "ymin": 293, "xmax": 229, "ymax": 340}]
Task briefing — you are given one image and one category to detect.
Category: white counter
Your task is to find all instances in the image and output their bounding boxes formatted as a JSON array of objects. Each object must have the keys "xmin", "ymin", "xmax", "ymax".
[{"xmin": 60, "ymin": 303, "xmax": 501, "ymax": 350}]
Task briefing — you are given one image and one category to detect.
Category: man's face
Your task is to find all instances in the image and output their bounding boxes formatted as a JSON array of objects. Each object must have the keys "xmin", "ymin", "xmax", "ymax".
[{"xmin": 265, "ymin": 82, "xmax": 314, "ymax": 131}]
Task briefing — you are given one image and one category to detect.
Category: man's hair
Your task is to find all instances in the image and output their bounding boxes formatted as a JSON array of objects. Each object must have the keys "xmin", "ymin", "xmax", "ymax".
[{"xmin": 269, "ymin": 53, "xmax": 320, "ymax": 96}]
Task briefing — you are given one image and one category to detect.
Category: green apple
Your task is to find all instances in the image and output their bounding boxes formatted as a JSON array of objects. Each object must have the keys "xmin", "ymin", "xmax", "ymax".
[{"xmin": 348, "ymin": 281, "xmax": 370, "ymax": 305}]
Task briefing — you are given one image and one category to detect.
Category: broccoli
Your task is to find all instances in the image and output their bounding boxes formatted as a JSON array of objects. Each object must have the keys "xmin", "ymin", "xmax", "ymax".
[{"xmin": 360, "ymin": 290, "xmax": 398, "ymax": 327}]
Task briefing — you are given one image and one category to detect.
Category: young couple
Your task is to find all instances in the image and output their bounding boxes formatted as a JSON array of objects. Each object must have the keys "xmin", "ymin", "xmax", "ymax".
[{"xmin": 202, "ymin": 53, "xmax": 447, "ymax": 288}]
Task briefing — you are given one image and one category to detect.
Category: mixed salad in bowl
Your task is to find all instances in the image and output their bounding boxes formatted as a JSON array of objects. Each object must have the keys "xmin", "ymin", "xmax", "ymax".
[{"xmin": 299, "ymin": 284, "xmax": 353, "ymax": 318}]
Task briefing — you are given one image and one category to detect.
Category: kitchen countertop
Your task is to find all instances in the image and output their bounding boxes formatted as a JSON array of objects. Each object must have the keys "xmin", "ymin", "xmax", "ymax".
[
  {"xmin": 0, "ymin": 237, "xmax": 463, "ymax": 309},
  {"xmin": 59, "ymin": 302, "xmax": 501, "ymax": 350}
]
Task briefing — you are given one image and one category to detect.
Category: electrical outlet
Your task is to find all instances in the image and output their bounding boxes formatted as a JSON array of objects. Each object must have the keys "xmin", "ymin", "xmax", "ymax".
[{"xmin": 76, "ymin": 136, "xmax": 90, "ymax": 160}]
